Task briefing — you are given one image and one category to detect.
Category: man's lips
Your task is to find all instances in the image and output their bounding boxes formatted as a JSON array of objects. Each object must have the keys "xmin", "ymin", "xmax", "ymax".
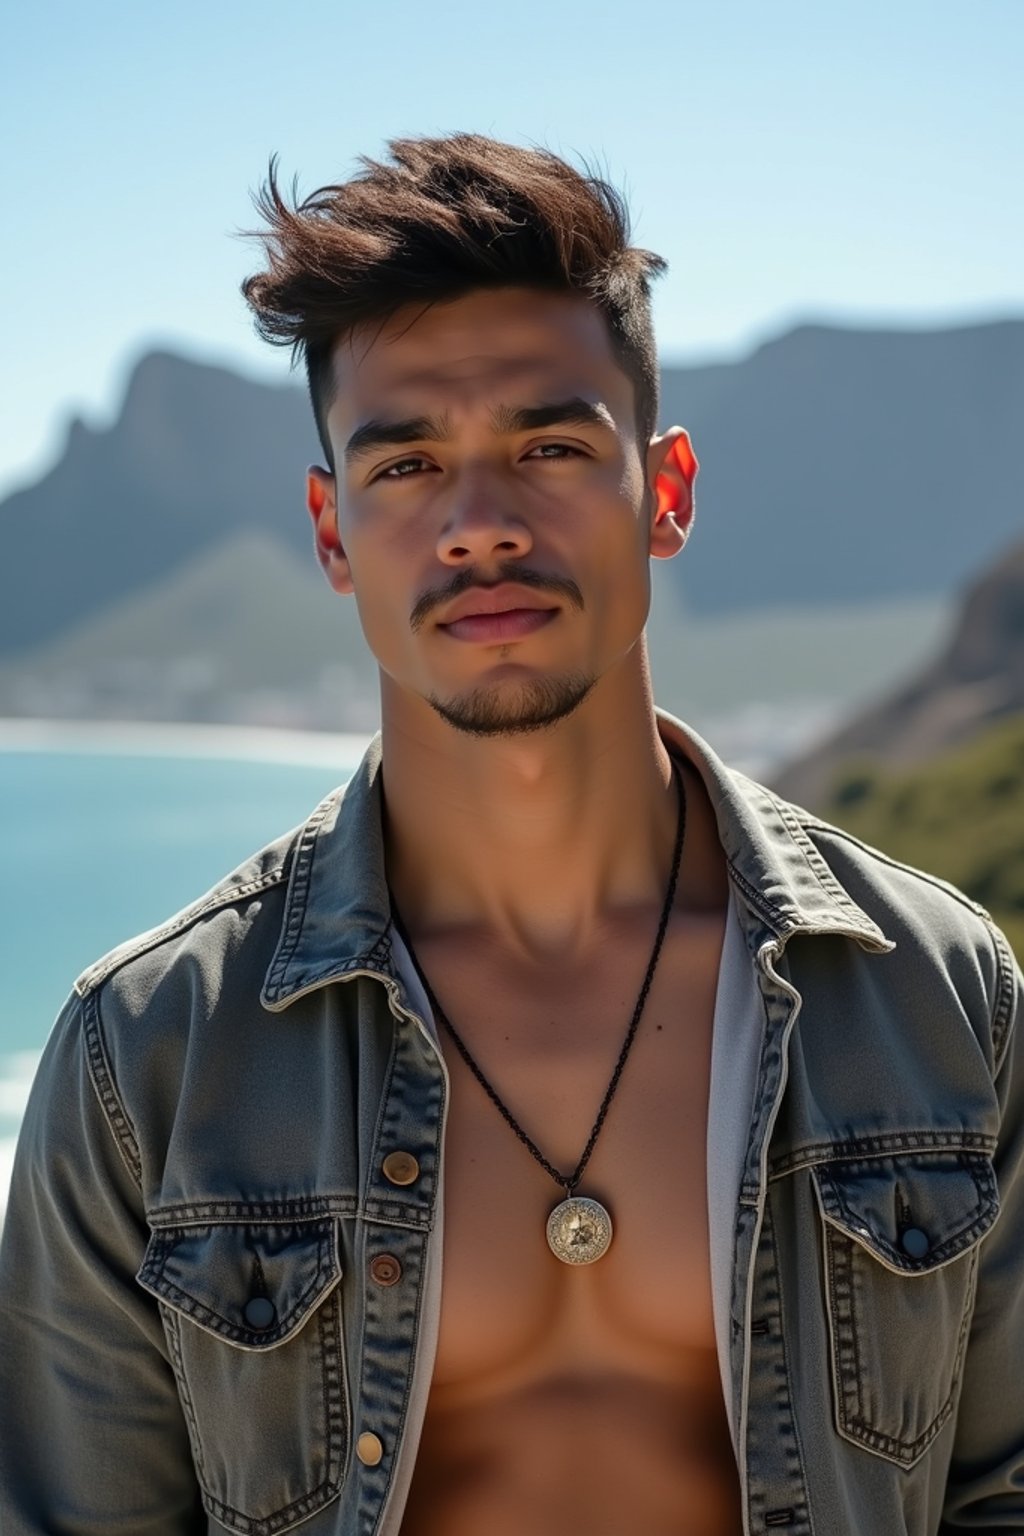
[
  {"xmin": 437, "ymin": 584, "xmax": 561, "ymax": 643},
  {"xmin": 440, "ymin": 608, "xmax": 559, "ymax": 643}
]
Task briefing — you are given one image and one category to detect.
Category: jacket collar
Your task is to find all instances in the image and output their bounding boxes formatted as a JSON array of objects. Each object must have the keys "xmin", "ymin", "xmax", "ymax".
[{"xmin": 261, "ymin": 708, "xmax": 892, "ymax": 1012}]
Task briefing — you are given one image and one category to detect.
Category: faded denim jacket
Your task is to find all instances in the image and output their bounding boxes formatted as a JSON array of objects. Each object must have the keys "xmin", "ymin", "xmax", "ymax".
[{"xmin": 2, "ymin": 710, "xmax": 1023, "ymax": 1536}]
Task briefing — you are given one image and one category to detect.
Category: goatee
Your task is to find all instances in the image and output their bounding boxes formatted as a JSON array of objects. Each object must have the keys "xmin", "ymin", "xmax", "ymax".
[{"xmin": 427, "ymin": 673, "xmax": 595, "ymax": 738}]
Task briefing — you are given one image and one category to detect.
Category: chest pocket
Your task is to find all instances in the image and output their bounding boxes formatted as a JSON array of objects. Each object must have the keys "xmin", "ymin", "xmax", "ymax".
[
  {"xmin": 811, "ymin": 1150, "xmax": 999, "ymax": 1469},
  {"xmin": 138, "ymin": 1218, "xmax": 348, "ymax": 1534}
]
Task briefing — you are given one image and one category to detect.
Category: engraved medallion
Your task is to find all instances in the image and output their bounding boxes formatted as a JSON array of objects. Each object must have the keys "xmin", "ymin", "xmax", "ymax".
[{"xmin": 546, "ymin": 1196, "xmax": 613, "ymax": 1265}]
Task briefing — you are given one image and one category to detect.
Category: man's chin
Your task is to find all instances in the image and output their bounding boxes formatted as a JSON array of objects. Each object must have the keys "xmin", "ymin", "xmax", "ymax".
[{"xmin": 426, "ymin": 673, "xmax": 595, "ymax": 739}]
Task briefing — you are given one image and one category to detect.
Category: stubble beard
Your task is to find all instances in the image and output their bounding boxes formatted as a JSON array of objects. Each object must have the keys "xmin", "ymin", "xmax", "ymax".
[{"xmin": 426, "ymin": 671, "xmax": 597, "ymax": 738}]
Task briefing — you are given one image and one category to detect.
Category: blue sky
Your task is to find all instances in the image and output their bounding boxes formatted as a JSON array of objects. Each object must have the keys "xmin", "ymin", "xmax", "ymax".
[{"xmin": 2, "ymin": 0, "xmax": 1021, "ymax": 499}]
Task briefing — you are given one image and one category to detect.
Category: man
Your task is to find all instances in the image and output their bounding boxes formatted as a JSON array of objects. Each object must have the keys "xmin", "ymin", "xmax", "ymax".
[{"xmin": 1, "ymin": 133, "xmax": 1022, "ymax": 1536}]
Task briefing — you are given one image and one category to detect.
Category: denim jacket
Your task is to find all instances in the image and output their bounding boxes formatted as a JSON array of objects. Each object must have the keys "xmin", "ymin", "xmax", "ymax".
[{"xmin": 2, "ymin": 710, "xmax": 1023, "ymax": 1535}]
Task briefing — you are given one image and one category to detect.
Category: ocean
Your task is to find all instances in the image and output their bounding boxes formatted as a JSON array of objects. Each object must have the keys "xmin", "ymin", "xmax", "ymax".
[{"xmin": 0, "ymin": 722, "xmax": 369, "ymax": 1217}]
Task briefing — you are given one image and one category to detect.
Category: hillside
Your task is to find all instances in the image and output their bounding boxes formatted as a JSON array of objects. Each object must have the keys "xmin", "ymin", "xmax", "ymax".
[
  {"xmin": 814, "ymin": 712, "xmax": 1024, "ymax": 962},
  {"xmin": 0, "ymin": 533, "xmax": 380, "ymax": 731},
  {"xmin": 772, "ymin": 537, "xmax": 1024, "ymax": 806}
]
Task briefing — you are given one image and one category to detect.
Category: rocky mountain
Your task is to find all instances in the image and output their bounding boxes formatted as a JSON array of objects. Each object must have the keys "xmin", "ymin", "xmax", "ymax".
[
  {"xmin": 1, "ymin": 317, "xmax": 1022, "ymax": 659},
  {"xmin": 771, "ymin": 536, "xmax": 1024, "ymax": 808}
]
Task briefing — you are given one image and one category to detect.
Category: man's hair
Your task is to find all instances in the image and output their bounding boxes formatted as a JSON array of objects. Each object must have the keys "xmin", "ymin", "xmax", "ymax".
[{"xmin": 240, "ymin": 133, "xmax": 667, "ymax": 471}]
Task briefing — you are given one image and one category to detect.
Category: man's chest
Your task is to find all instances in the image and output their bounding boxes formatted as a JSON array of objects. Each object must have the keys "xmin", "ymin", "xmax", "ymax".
[{"xmin": 409, "ymin": 910, "xmax": 728, "ymax": 1388}]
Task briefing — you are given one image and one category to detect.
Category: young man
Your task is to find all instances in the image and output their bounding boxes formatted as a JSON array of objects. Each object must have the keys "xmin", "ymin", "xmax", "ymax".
[{"xmin": 1, "ymin": 134, "xmax": 1022, "ymax": 1536}]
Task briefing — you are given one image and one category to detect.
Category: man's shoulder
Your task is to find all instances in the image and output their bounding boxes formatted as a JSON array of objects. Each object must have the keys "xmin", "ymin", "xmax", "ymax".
[
  {"xmin": 71, "ymin": 799, "xmax": 331, "ymax": 1007},
  {"xmin": 665, "ymin": 711, "xmax": 1003, "ymax": 956},
  {"xmin": 760, "ymin": 774, "xmax": 993, "ymax": 929},
  {"xmin": 736, "ymin": 767, "xmax": 1019, "ymax": 1051}
]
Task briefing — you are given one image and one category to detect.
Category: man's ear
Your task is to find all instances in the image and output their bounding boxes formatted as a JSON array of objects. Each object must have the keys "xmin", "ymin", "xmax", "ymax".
[
  {"xmin": 647, "ymin": 428, "xmax": 698, "ymax": 560},
  {"xmin": 306, "ymin": 466, "xmax": 354, "ymax": 595}
]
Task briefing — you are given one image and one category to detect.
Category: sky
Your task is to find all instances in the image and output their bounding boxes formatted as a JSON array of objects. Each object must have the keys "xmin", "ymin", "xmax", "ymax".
[{"xmin": 2, "ymin": 0, "xmax": 1022, "ymax": 501}]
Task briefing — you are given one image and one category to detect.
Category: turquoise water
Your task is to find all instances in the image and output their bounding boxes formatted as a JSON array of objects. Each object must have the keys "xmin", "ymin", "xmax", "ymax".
[
  {"xmin": 1, "ymin": 742, "xmax": 364, "ymax": 1211},
  {"xmin": 1, "ymin": 747, "xmax": 361, "ymax": 1052}
]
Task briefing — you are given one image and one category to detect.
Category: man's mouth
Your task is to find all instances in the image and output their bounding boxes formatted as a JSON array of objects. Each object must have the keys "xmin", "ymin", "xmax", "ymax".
[
  {"xmin": 439, "ymin": 608, "xmax": 559, "ymax": 644},
  {"xmin": 437, "ymin": 583, "xmax": 561, "ymax": 644}
]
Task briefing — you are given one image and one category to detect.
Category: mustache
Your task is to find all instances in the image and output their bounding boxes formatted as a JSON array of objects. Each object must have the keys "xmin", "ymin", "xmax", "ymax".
[{"xmin": 410, "ymin": 564, "xmax": 585, "ymax": 633}]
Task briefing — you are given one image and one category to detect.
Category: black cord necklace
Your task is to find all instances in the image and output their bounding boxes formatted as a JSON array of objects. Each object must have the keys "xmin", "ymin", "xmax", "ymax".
[{"xmin": 390, "ymin": 764, "xmax": 687, "ymax": 1266}]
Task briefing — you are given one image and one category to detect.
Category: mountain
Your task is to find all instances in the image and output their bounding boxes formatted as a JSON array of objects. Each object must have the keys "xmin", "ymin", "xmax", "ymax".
[
  {"xmin": 771, "ymin": 537, "xmax": 1024, "ymax": 808},
  {"xmin": 658, "ymin": 318, "xmax": 1023, "ymax": 615},
  {"xmin": 1, "ymin": 318, "xmax": 1022, "ymax": 657},
  {"xmin": 0, "ymin": 354, "xmax": 321, "ymax": 656},
  {"xmin": 0, "ymin": 533, "xmax": 380, "ymax": 731}
]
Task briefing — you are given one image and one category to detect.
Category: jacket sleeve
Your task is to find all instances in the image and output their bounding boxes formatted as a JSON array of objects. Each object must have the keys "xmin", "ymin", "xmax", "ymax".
[
  {"xmin": 0, "ymin": 990, "xmax": 203, "ymax": 1533},
  {"xmin": 941, "ymin": 925, "xmax": 1024, "ymax": 1530}
]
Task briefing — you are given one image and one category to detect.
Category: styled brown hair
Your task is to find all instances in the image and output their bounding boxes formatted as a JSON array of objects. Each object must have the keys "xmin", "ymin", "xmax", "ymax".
[{"xmin": 240, "ymin": 133, "xmax": 667, "ymax": 470}]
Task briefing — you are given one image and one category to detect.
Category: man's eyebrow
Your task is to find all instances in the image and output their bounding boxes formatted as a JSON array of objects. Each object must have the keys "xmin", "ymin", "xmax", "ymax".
[
  {"xmin": 490, "ymin": 398, "xmax": 617, "ymax": 436},
  {"xmin": 343, "ymin": 397, "xmax": 615, "ymax": 468},
  {"xmin": 344, "ymin": 413, "xmax": 450, "ymax": 467}
]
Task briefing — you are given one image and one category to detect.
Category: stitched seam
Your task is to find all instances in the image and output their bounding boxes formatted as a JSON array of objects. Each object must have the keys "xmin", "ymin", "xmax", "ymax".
[
  {"xmin": 773, "ymin": 797, "xmax": 880, "ymax": 925},
  {"xmin": 764, "ymin": 1202, "xmax": 813, "ymax": 1534},
  {"xmin": 810, "ymin": 1155, "xmax": 998, "ymax": 1273},
  {"xmin": 738, "ymin": 984, "xmax": 786, "ymax": 1205},
  {"xmin": 844, "ymin": 1403, "xmax": 954, "ymax": 1466},
  {"xmin": 75, "ymin": 864, "xmax": 290, "ymax": 997},
  {"xmin": 985, "ymin": 916, "xmax": 1019, "ymax": 1073},
  {"xmin": 843, "ymin": 1233, "xmax": 867, "ymax": 1439},
  {"xmin": 769, "ymin": 1132, "xmax": 997, "ymax": 1179},
  {"xmin": 169, "ymin": 1275, "xmax": 344, "ymax": 1534},
  {"xmin": 320, "ymin": 1284, "xmax": 347, "ymax": 1491},
  {"xmin": 204, "ymin": 1464, "xmax": 341, "ymax": 1535},
  {"xmin": 162, "ymin": 1303, "xmax": 207, "ymax": 1482},
  {"xmin": 724, "ymin": 860, "xmax": 786, "ymax": 933},
  {"xmin": 149, "ymin": 1262, "xmax": 335, "ymax": 1344},
  {"xmin": 147, "ymin": 1197, "xmax": 360, "ymax": 1226},
  {"xmin": 827, "ymin": 1227, "xmax": 978, "ymax": 1465},
  {"xmin": 81, "ymin": 988, "xmax": 142, "ymax": 1189},
  {"xmin": 796, "ymin": 817, "xmax": 997, "ymax": 925},
  {"xmin": 142, "ymin": 1232, "xmax": 337, "ymax": 1343},
  {"xmin": 263, "ymin": 792, "xmax": 342, "ymax": 996}
]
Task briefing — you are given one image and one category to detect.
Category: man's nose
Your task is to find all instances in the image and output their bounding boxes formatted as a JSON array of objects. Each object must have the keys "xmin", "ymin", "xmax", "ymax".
[{"xmin": 435, "ymin": 477, "xmax": 533, "ymax": 566}]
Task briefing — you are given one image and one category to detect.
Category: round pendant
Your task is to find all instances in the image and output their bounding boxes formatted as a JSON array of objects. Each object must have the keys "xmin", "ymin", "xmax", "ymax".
[{"xmin": 546, "ymin": 1196, "xmax": 613, "ymax": 1265}]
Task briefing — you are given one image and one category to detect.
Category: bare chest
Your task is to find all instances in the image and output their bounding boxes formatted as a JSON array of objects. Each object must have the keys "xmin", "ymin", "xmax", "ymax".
[{"xmin": 410, "ymin": 910, "xmax": 727, "ymax": 1392}]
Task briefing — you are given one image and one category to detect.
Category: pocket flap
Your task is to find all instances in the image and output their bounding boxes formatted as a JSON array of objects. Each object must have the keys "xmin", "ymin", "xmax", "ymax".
[
  {"xmin": 811, "ymin": 1151, "xmax": 999, "ymax": 1274},
  {"xmin": 137, "ymin": 1217, "xmax": 341, "ymax": 1349}
]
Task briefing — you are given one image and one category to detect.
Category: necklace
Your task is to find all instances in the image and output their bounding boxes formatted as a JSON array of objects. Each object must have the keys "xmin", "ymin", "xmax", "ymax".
[{"xmin": 390, "ymin": 764, "xmax": 686, "ymax": 1266}]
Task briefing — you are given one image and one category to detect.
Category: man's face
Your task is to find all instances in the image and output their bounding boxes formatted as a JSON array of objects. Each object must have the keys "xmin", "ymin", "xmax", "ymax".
[{"xmin": 307, "ymin": 286, "xmax": 691, "ymax": 738}]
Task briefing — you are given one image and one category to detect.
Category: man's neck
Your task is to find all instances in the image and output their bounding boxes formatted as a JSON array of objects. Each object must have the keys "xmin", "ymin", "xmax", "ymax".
[{"xmin": 379, "ymin": 658, "xmax": 695, "ymax": 965}]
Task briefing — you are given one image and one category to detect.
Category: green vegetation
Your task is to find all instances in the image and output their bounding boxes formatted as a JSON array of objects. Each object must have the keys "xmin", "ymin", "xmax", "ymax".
[{"xmin": 822, "ymin": 713, "xmax": 1024, "ymax": 964}]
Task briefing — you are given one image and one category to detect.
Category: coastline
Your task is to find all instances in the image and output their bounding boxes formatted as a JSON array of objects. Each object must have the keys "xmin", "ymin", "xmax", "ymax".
[
  {"xmin": 0, "ymin": 700, "xmax": 840, "ymax": 779},
  {"xmin": 0, "ymin": 717, "xmax": 375, "ymax": 768}
]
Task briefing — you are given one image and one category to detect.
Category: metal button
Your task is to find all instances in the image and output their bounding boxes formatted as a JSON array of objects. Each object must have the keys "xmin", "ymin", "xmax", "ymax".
[
  {"xmin": 900, "ymin": 1227, "xmax": 930, "ymax": 1260},
  {"xmin": 370, "ymin": 1254, "xmax": 402, "ymax": 1287},
  {"xmin": 357, "ymin": 1431, "xmax": 384, "ymax": 1466},
  {"xmin": 243, "ymin": 1296, "xmax": 277, "ymax": 1330},
  {"xmin": 382, "ymin": 1151, "xmax": 420, "ymax": 1187}
]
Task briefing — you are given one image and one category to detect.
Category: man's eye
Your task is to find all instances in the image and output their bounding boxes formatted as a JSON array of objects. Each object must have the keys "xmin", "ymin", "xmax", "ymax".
[
  {"xmin": 376, "ymin": 456, "xmax": 432, "ymax": 480},
  {"xmin": 527, "ymin": 443, "xmax": 583, "ymax": 460}
]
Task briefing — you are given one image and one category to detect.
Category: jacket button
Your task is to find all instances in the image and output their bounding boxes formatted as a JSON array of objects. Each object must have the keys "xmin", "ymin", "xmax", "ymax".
[
  {"xmin": 370, "ymin": 1254, "xmax": 402, "ymax": 1287},
  {"xmin": 243, "ymin": 1296, "xmax": 277, "ymax": 1330},
  {"xmin": 357, "ymin": 1431, "xmax": 384, "ymax": 1466},
  {"xmin": 900, "ymin": 1227, "xmax": 930, "ymax": 1259},
  {"xmin": 382, "ymin": 1151, "xmax": 420, "ymax": 1186}
]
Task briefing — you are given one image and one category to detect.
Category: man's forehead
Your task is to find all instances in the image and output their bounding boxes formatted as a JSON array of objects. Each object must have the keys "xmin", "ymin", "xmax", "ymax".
[{"xmin": 327, "ymin": 290, "xmax": 632, "ymax": 429}]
